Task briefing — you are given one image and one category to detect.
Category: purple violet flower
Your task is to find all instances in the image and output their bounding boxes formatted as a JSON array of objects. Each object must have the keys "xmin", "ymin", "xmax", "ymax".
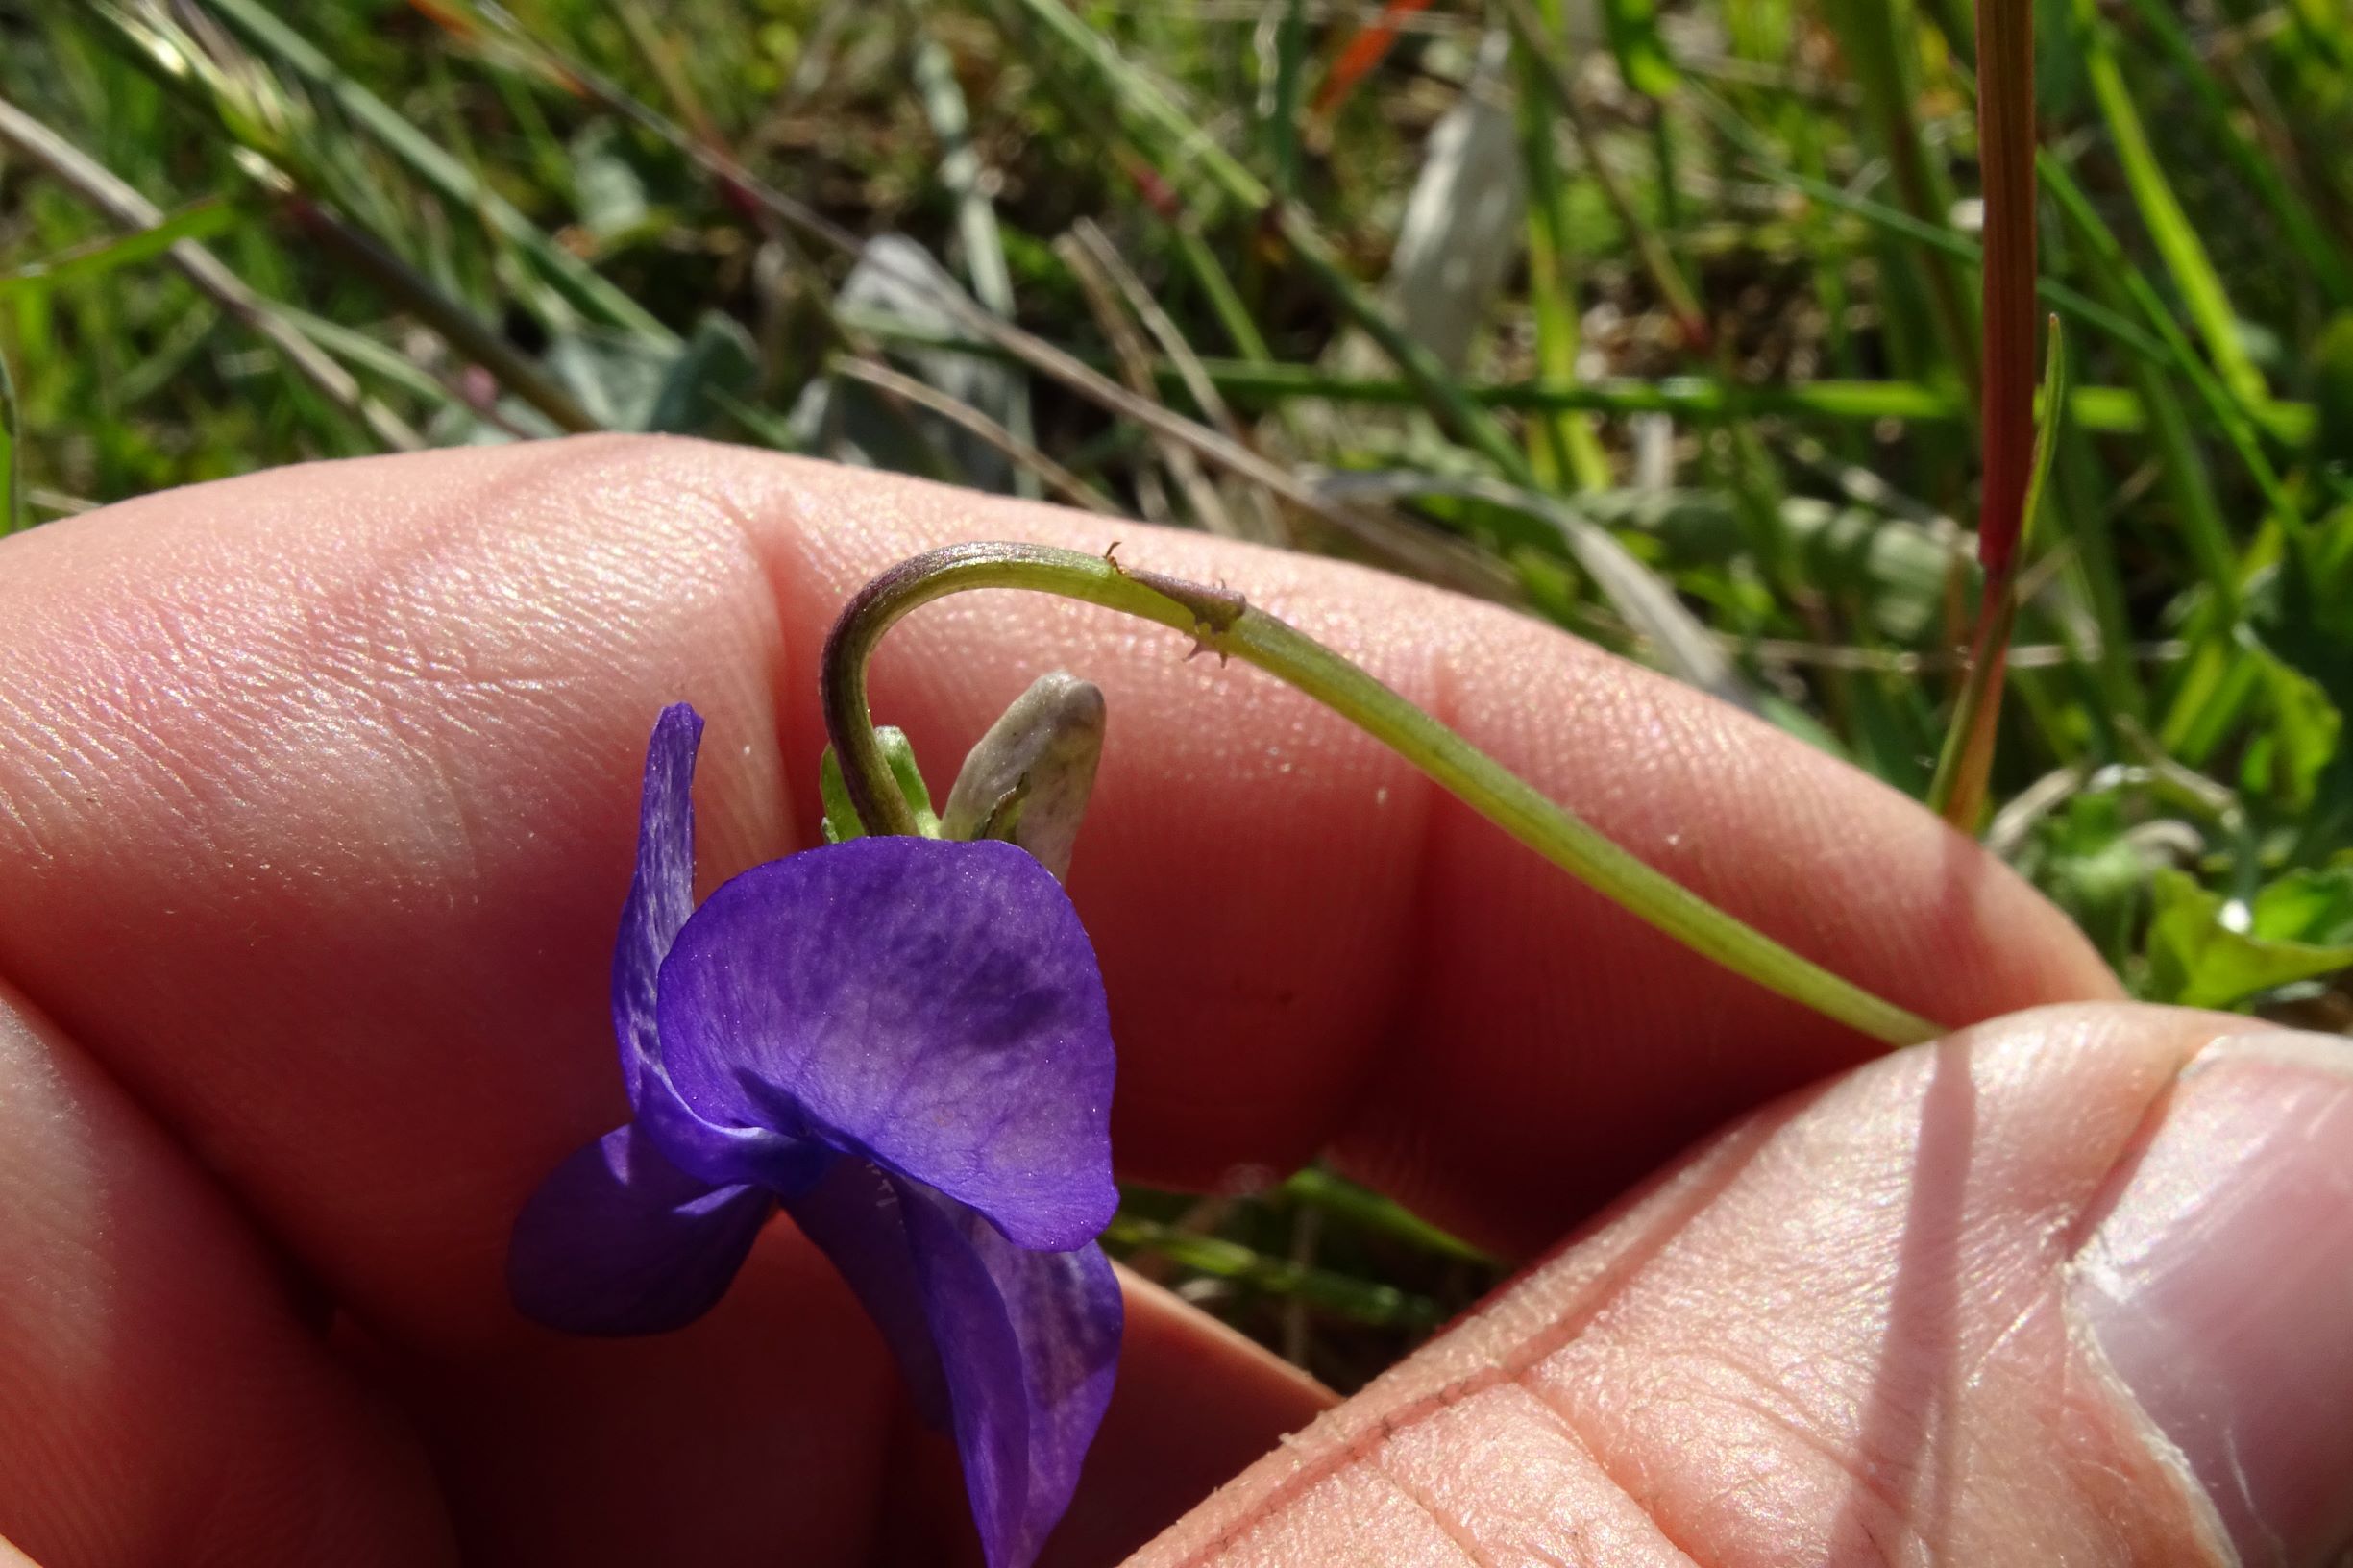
[{"xmin": 509, "ymin": 704, "xmax": 1123, "ymax": 1568}]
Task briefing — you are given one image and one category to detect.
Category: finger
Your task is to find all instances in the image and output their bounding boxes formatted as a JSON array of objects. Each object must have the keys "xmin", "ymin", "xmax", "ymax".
[
  {"xmin": 1130, "ymin": 1005, "xmax": 2353, "ymax": 1568},
  {"xmin": 359, "ymin": 1243, "xmax": 1324, "ymax": 1566},
  {"xmin": 0, "ymin": 444, "xmax": 1330, "ymax": 1564},
  {"xmin": 0, "ymin": 438, "xmax": 2111, "ymax": 1347},
  {"xmin": 0, "ymin": 981, "xmax": 450, "ymax": 1566}
]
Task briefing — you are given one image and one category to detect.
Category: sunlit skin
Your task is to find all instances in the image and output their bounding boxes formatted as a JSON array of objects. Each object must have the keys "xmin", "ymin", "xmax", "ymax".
[{"xmin": 0, "ymin": 439, "xmax": 2312, "ymax": 1566}]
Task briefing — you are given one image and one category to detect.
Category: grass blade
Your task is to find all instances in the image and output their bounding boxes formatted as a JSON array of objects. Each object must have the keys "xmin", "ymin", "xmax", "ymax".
[
  {"xmin": 2118, "ymin": 0, "xmax": 2353, "ymax": 310},
  {"xmin": 0, "ymin": 90, "xmax": 425, "ymax": 452},
  {"xmin": 1512, "ymin": 3, "xmax": 1613, "ymax": 489},
  {"xmin": 0, "ymin": 346, "xmax": 22, "ymax": 536},
  {"xmin": 202, "ymin": 0, "xmax": 672, "ymax": 343},
  {"xmin": 0, "ymin": 197, "xmax": 241, "ymax": 301},
  {"xmin": 1503, "ymin": 0, "xmax": 1707, "ymax": 347},
  {"xmin": 908, "ymin": 13, "xmax": 1039, "ymax": 497},
  {"xmin": 1814, "ymin": 0, "xmax": 1977, "ymax": 383},
  {"xmin": 1104, "ymin": 1213, "xmax": 1444, "ymax": 1330},
  {"xmin": 2073, "ymin": 0, "xmax": 2270, "ymax": 407}
]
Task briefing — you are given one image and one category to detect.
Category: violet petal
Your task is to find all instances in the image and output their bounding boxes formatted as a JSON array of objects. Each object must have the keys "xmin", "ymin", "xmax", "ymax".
[
  {"xmin": 896, "ymin": 1177, "xmax": 1122, "ymax": 1568},
  {"xmin": 508, "ymin": 1121, "xmax": 773, "ymax": 1335},
  {"xmin": 781, "ymin": 1158, "xmax": 950, "ymax": 1426},
  {"xmin": 611, "ymin": 704, "xmax": 817, "ymax": 1192},
  {"xmin": 614, "ymin": 703, "xmax": 701, "ymax": 1106},
  {"xmin": 655, "ymin": 837, "xmax": 1116, "ymax": 1251}
]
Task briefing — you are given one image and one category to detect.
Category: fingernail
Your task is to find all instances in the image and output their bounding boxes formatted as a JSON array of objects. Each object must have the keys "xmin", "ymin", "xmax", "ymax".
[{"xmin": 2071, "ymin": 1031, "xmax": 2353, "ymax": 1568}]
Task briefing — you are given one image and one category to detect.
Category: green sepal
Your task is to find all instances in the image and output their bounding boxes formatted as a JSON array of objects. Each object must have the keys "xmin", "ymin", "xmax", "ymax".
[{"xmin": 819, "ymin": 725, "xmax": 939, "ymax": 842}]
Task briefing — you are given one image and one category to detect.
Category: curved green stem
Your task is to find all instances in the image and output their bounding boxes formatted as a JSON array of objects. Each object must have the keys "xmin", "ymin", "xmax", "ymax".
[{"xmin": 821, "ymin": 542, "xmax": 1942, "ymax": 1048}]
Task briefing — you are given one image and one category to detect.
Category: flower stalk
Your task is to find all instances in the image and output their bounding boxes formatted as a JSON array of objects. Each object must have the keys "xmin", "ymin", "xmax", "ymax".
[
  {"xmin": 1927, "ymin": 0, "xmax": 2043, "ymax": 830},
  {"xmin": 1928, "ymin": 318, "xmax": 2069, "ymax": 827},
  {"xmin": 821, "ymin": 542, "xmax": 1940, "ymax": 1049},
  {"xmin": 1975, "ymin": 0, "xmax": 2040, "ymax": 582}
]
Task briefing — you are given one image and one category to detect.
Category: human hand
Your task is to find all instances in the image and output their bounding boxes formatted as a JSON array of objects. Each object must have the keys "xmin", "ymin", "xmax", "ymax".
[{"xmin": 0, "ymin": 440, "xmax": 2342, "ymax": 1566}]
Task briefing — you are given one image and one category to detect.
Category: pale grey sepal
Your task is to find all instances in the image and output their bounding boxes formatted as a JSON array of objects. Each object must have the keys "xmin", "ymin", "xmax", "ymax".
[{"xmin": 941, "ymin": 673, "xmax": 1107, "ymax": 881}]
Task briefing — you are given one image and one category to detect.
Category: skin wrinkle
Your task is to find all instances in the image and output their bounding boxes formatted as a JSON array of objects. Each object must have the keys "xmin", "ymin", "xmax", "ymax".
[
  {"xmin": 1433, "ymin": 1379, "xmax": 1704, "ymax": 1568},
  {"xmin": 1149, "ymin": 1011, "xmax": 2238, "ymax": 1568},
  {"xmin": 1145, "ymin": 1111, "xmax": 1799, "ymax": 1568},
  {"xmin": 1536, "ymin": 1013, "xmax": 2230, "ymax": 1568},
  {"xmin": 1511, "ymin": 1369, "xmax": 1803, "ymax": 1568},
  {"xmin": 1225, "ymin": 1460, "xmax": 1483, "ymax": 1568},
  {"xmin": 1365, "ymin": 1446, "xmax": 1510, "ymax": 1568},
  {"xmin": 1630, "ymin": 1368, "xmax": 1924, "ymax": 1561}
]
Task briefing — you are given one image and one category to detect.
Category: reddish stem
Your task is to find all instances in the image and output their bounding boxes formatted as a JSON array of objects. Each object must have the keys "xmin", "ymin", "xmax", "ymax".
[{"xmin": 1976, "ymin": 0, "xmax": 2039, "ymax": 576}]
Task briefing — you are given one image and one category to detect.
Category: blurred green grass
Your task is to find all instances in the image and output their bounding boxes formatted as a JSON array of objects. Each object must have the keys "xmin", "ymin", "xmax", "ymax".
[{"xmin": 7, "ymin": 0, "xmax": 2353, "ymax": 1387}]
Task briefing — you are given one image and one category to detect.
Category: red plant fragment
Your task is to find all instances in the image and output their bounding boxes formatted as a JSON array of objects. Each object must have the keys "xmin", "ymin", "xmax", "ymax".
[{"xmin": 1313, "ymin": 0, "xmax": 1438, "ymax": 120}]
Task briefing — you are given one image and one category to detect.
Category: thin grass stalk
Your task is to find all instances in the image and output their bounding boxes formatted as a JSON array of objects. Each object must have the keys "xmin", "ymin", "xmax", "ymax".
[
  {"xmin": 281, "ymin": 194, "xmax": 600, "ymax": 434},
  {"xmin": 1500, "ymin": 0, "xmax": 1708, "ymax": 346},
  {"xmin": 1070, "ymin": 219, "xmax": 1287, "ymax": 542},
  {"xmin": 829, "ymin": 357, "xmax": 1120, "ymax": 517},
  {"xmin": 0, "ymin": 198, "xmax": 242, "ymax": 298},
  {"xmin": 2048, "ymin": 440, "xmax": 2147, "ymax": 723},
  {"xmin": 1930, "ymin": 320, "xmax": 2069, "ymax": 827},
  {"xmin": 1173, "ymin": 220, "xmax": 1278, "ymax": 363},
  {"xmin": 201, "ymin": 0, "xmax": 672, "ymax": 343},
  {"xmin": 1263, "ymin": 0, "xmax": 1308, "ymax": 199},
  {"xmin": 1102, "ymin": 1214, "xmax": 1443, "ymax": 1329},
  {"xmin": 998, "ymin": 0, "xmax": 1537, "ymax": 480},
  {"xmin": 843, "ymin": 308, "xmax": 2316, "ymax": 436},
  {"xmin": 1689, "ymin": 87, "xmax": 2184, "ymax": 377},
  {"xmin": 2073, "ymin": 0, "xmax": 2270, "ymax": 407},
  {"xmin": 1510, "ymin": 3, "xmax": 1613, "ymax": 490},
  {"xmin": 1816, "ymin": 0, "xmax": 1979, "ymax": 386},
  {"xmin": 1928, "ymin": 0, "xmax": 2042, "ymax": 830},
  {"xmin": 1975, "ymin": 0, "xmax": 2037, "ymax": 577},
  {"xmin": 0, "ymin": 92, "xmax": 425, "ymax": 452},
  {"xmin": 2038, "ymin": 148, "xmax": 2303, "ymax": 538},
  {"xmin": 1058, "ymin": 228, "xmax": 1233, "ymax": 531},
  {"xmin": 2119, "ymin": 0, "xmax": 2353, "ymax": 309},
  {"xmin": 907, "ymin": 10, "xmax": 1041, "ymax": 498},
  {"xmin": 0, "ymin": 346, "xmax": 21, "ymax": 536}
]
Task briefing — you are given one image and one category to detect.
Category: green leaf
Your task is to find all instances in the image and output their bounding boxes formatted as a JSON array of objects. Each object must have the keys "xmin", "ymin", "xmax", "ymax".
[
  {"xmin": 1102, "ymin": 1213, "xmax": 1444, "ymax": 1329},
  {"xmin": 2313, "ymin": 314, "xmax": 2353, "ymax": 472},
  {"xmin": 2144, "ymin": 868, "xmax": 2353, "ymax": 1010},
  {"xmin": 0, "ymin": 199, "xmax": 243, "ymax": 304},
  {"xmin": 2250, "ymin": 867, "xmax": 2353, "ymax": 949},
  {"xmin": 2030, "ymin": 794, "xmax": 2152, "ymax": 969},
  {"xmin": 565, "ymin": 121, "xmax": 651, "ymax": 245},
  {"xmin": 1599, "ymin": 0, "xmax": 1680, "ymax": 96},
  {"xmin": 643, "ymin": 312, "xmax": 760, "ymax": 435},
  {"xmin": 2240, "ymin": 651, "xmax": 2341, "ymax": 812}
]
